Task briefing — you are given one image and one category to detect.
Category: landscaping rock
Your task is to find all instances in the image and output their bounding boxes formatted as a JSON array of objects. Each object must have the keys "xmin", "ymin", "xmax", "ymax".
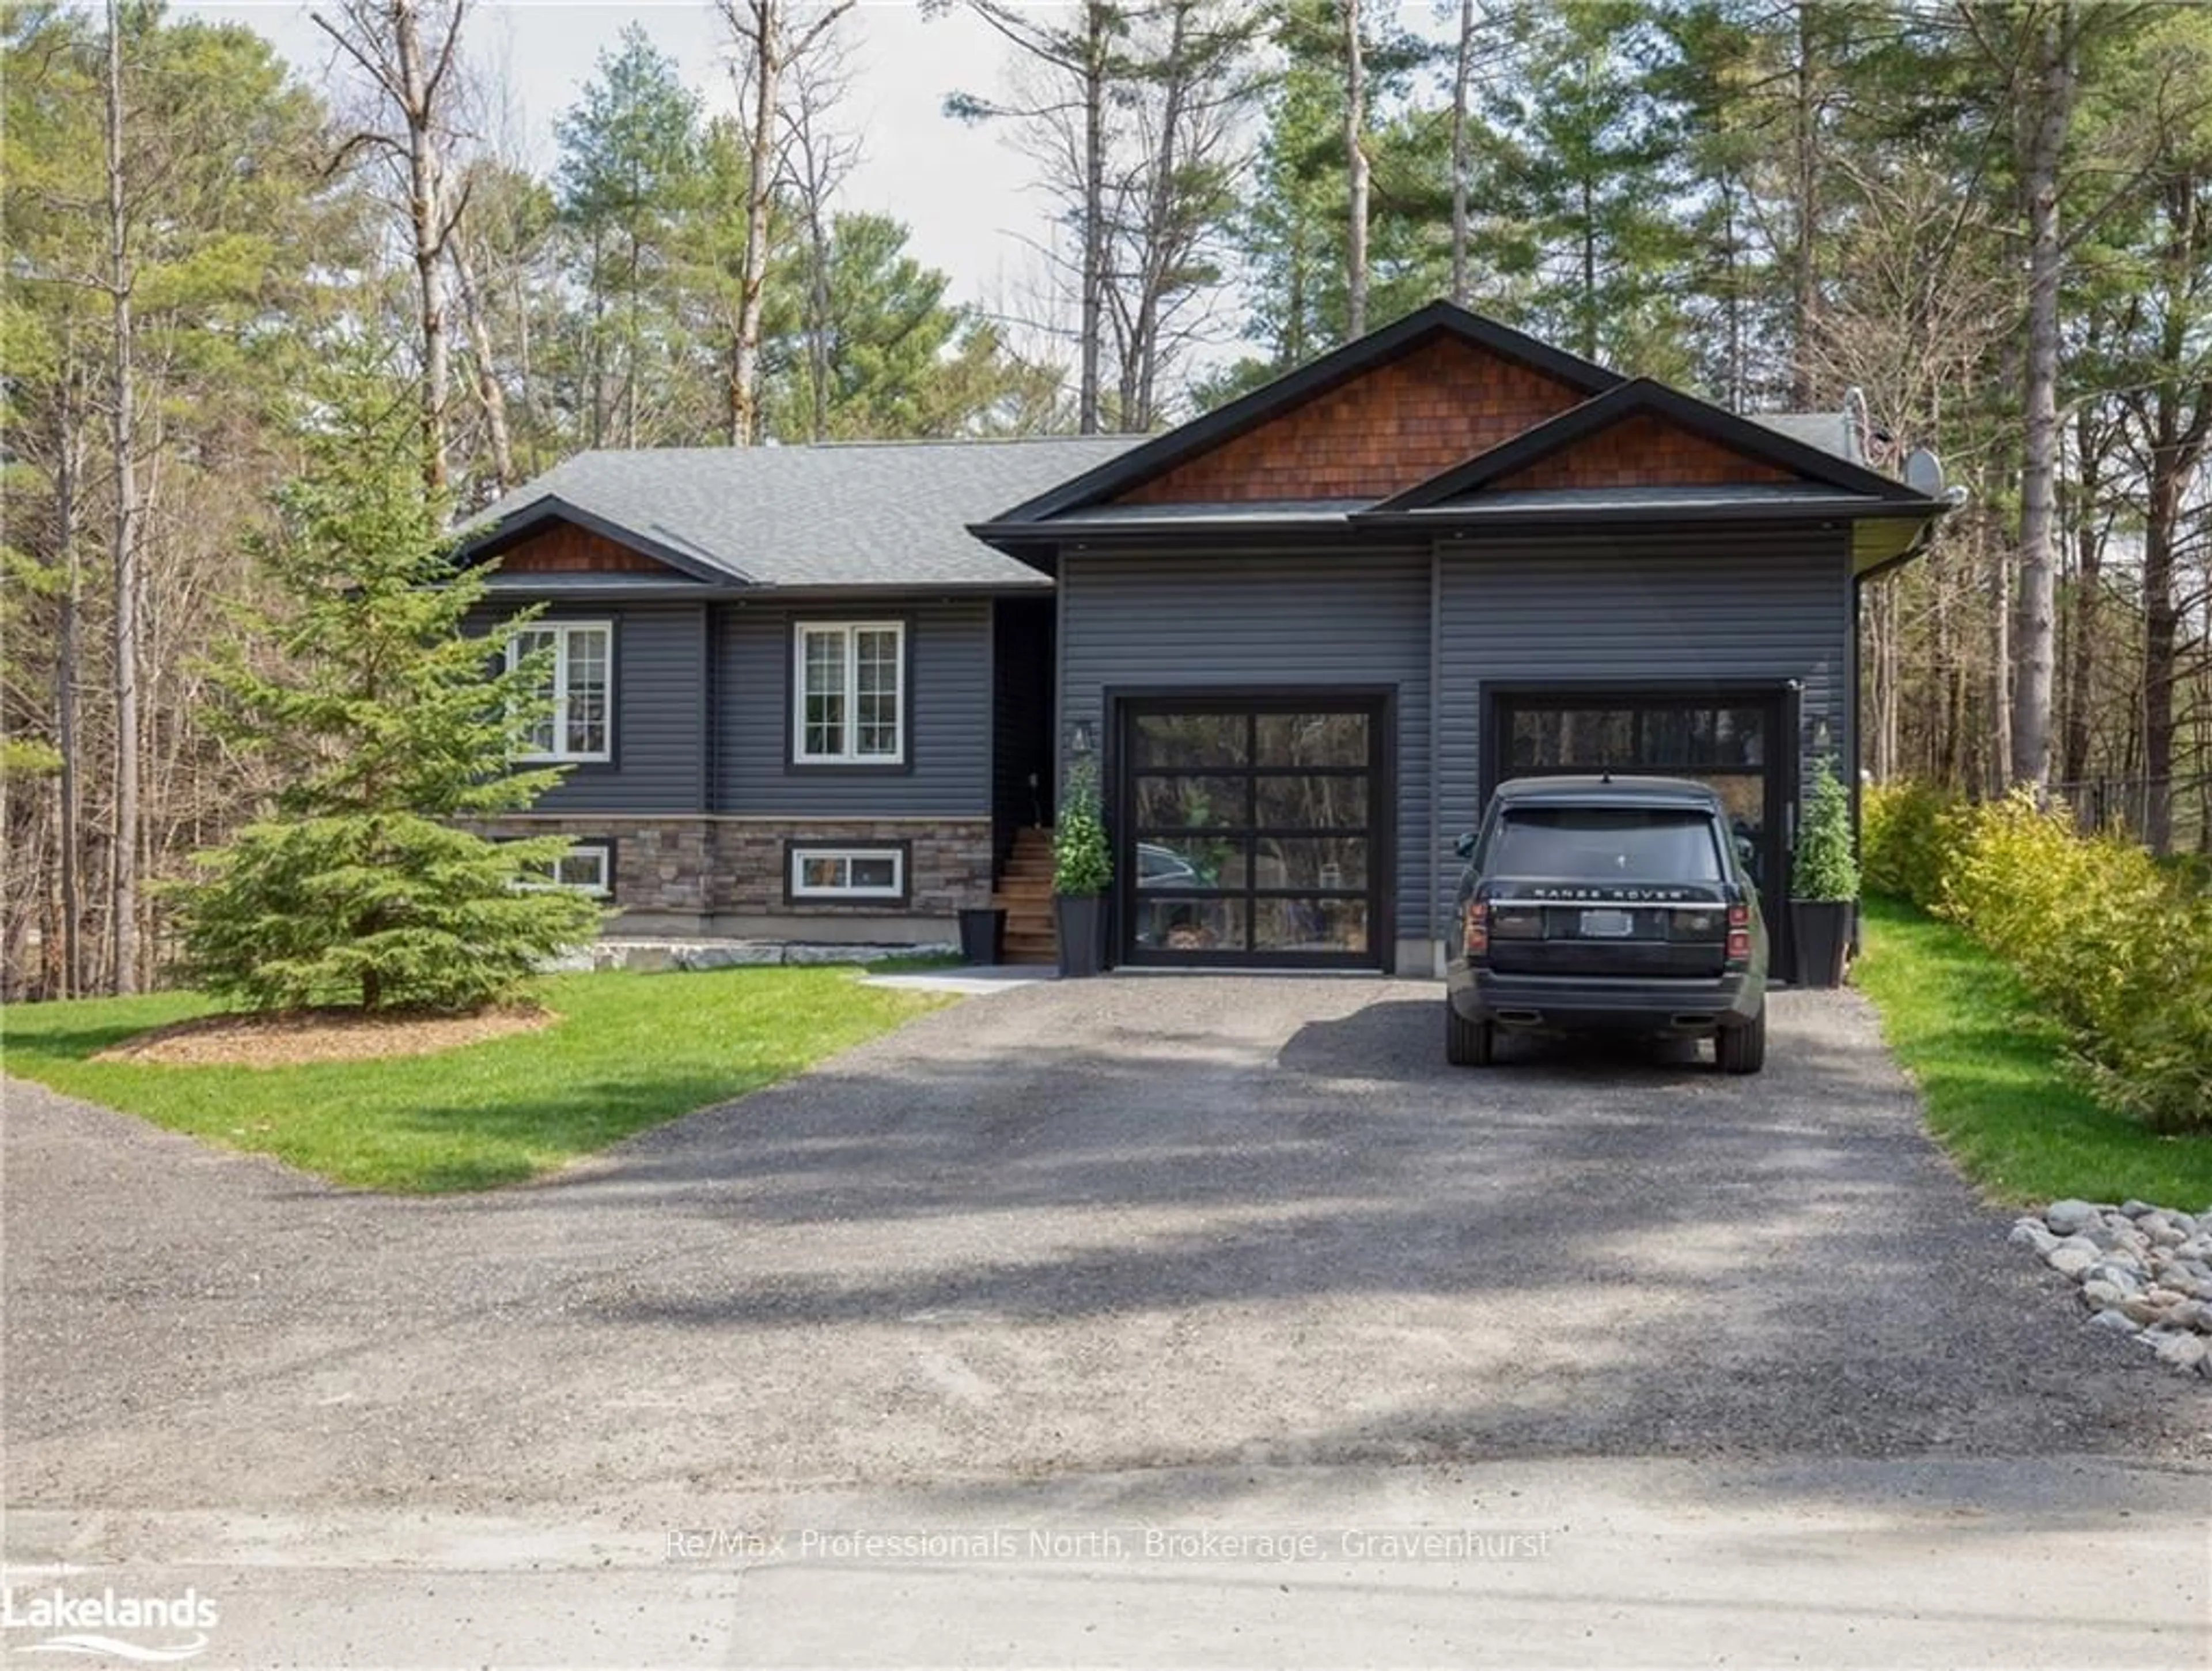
[
  {"xmin": 783, "ymin": 942, "xmax": 951, "ymax": 966},
  {"xmin": 673, "ymin": 944, "xmax": 783, "ymax": 970},
  {"xmin": 2008, "ymin": 1219, "xmax": 2059, "ymax": 1256},
  {"xmin": 2082, "ymin": 1259, "xmax": 2146, "ymax": 1292},
  {"xmin": 2018, "ymin": 1196, "xmax": 2212, "ymax": 1377},
  {"xmin": 2152, "ymin": 1333, "xmax": 2209, "ymax": 1374},
  {"xmin": 2048, "ymin": 1243, "xmax": 2101, "ymax": 1279},
  {"xmin": 2044, "ymin": 1199, "xmax": 2102, "ymax": 1235}
]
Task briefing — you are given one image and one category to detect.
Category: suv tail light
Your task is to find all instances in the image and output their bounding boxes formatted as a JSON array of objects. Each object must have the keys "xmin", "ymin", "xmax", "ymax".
[
  {"xmin": 1725, "ymin": 901, "xmax": 1751, "ymax": 962},
  {"xmin": 1463, "ymin": 900, "xmax": 1488, "ymax": 957}
]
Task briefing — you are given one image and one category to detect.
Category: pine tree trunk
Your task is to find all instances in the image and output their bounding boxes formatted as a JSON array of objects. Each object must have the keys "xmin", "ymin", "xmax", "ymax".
[
  {"xmin": 1449, "ymin": 0, "xmax": 1473, "ymax": 306},
  {"xmin": 105, "ymin": 0, "xmax": 141, "ymax": 996},
  {"xmin": 2060, "ymin": 407, "xmax": 2100, "ymax": 788},
  {"xmin": 2010, "ymin": 5, "xmax": 2073, "ymax": 791},
  {"xmin": 733, "ymin": 0, "xmax": 778, "ymax": 448},
  {"xmin": 808, "ymin": 202, "xmax": 831, "ymax": 442},
  {"xmin": 2141, "ymin": 446, "xmax": 2180, "ymax": 850},
  {"xmin": 1789, "ymin": 3, "xmax": 1819, "ymax": 407},
  {"xmin": 55, "ymin": 363, "xmax": 84, "ymax": 999},
  {"xmin": 1078, "ymin": 1, "xmax": 1109, "ymax": 433},
  {"xmin": 1344, "ymin": 0, "xmax": 1368, "ymax": 340}
]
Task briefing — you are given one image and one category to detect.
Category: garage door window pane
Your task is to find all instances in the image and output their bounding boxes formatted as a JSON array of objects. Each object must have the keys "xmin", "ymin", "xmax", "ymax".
[
  {"xmin": 1132, "ymin": 774, "xmax": 1248, "ymax": 829},
  {"xmin": 1254, "ymin": 774, "xmax": 1366, "ymax": 829},
  {"xmin": 1253, "ymin": 898, "xmax": 1366, "ymax": 954},
  {"xmin": 1135, "ymin": 836, "xmax": 1226, "ymax": 890},
  {"xmin": 1256, "ymin": 712, "xmax": 1368, "ymax": 768},
  {"xmin": 1131, "ymin": 713, "xmax": 1247, "ymax": 768},
  {"xmin": 1263, "ymin": 837, "xmax": 1368, "ymax": 892},
  {"xmin": 1510, "ymin": 708, "xmax": 1634, "ymax": 770},
  {"xmin": 1132, "ymin": 897, "xmax": 1247, "ymax": 954}
]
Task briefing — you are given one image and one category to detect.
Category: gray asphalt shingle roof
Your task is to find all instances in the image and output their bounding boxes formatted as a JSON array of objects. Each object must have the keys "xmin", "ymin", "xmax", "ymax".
[{"xmin": 465, "ymin": 437, "xmax": 1142, "ymax": 589}]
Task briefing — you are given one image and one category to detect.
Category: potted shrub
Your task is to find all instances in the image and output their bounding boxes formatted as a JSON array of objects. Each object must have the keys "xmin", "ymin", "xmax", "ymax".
[
  {"xmin": 1053, "ymin": 755, "xmax": 1112, "ymax": 978},
  {"xmin": 1790, "ymin": 757, "xmax": 1861, "ymax": 988}
]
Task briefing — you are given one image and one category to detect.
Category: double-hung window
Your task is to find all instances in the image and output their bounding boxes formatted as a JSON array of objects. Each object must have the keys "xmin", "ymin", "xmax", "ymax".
[
  {"xmin": 508, "ymin": 621, "xmax": 612, "ymax": 763},
  {"xmin": 794, "ymin": 621, "xmax": 905, "ymax": 766}
]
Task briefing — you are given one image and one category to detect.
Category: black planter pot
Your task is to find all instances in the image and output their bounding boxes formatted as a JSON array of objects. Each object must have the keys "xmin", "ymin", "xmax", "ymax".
[
  {"xmin": 957, "ymin": 906, "xmax": 1005, "ymax": 966},
  {"xmin": 1054, "ymin": 894, "xmax": 1107, "ymax": 978},
  {"xmin": 1790, "ymin": 898, "xmax": 1857, "ymax": 988}
]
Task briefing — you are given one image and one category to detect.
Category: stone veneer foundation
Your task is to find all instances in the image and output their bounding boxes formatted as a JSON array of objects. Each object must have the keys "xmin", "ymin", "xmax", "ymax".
[{"xmin": 471, "ymin": 816, "xmax": 994, "ymax": 941}]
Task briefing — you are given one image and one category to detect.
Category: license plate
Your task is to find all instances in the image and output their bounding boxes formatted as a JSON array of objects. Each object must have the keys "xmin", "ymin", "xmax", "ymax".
[{"xmin": 1579, "ymin": 909, "xmax": 1635, "ymax": 938}]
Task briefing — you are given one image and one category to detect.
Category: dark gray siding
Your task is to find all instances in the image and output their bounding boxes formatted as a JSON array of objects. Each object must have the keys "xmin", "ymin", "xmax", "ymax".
[
  {"xmin": 714, "ymin": 598, "xmax": 992, "ymax": 815},
  {"xmin": 466, "ymin": 599, "xmax": 709, "ymax": 814},
  {"xmin": 1058, "ymin": 549, "xmax": 1434, "ymax": 955},
  {"xmin": 1436, "ymin": 525, "xmax": 1853, "ymax": 927}
]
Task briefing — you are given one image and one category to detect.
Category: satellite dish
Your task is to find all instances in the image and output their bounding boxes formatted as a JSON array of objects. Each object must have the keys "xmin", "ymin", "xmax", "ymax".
[{"xmin": 1904, "ymin": 445, "xmax": 1945, "ymax": 497}]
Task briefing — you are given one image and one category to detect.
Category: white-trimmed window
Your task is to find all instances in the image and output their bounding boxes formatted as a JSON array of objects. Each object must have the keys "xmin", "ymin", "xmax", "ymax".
[
  {"xmin": 518, "ymin": 842, "xmax": 613, "ymax": 898},
  {"xmin": 789, "ymin": 845, "xmax": 905, "ymax": 901},
  {"xmin": 794, "ymin": 621, "xmax": 905, "ymax": 765},
  {"xmin": 508, "ymin": 622, "xmax": 612, "ymax": 762}
]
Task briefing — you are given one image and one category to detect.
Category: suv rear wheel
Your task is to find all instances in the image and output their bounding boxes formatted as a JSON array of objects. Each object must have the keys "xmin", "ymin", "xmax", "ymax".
[
  {"xmin": 1445, "ymin": 1005, "xmax": 1495, "ymax": 1067},
  {"xmin": 1715, "ymin": 1007, "xmax": 1766, "ymax": 1075}
]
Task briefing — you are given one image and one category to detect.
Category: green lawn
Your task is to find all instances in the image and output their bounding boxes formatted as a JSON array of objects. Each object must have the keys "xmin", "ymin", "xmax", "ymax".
[
  {"xmin": 1854, "ymin": 895, "xmax": 2212, "ymax": 1208},
  {"xmin": 1, "ymin": 966, "xmax": 954, "ymax": 1193}
]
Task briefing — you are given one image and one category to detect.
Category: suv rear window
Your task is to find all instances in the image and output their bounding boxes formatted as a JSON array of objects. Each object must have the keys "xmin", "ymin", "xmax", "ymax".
[{"xmin": 1487, "ymin": 807, "xmax": 1724, "ymax": 882}]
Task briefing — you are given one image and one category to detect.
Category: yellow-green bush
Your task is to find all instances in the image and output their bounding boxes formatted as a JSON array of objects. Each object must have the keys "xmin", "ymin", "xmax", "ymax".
[
  {"xmin": 1864, "ymin": 781, "xmax": 2212, "ymax": 1135},
  {"xmin": 1861, "ymin": 780, "xmax": 1957, "ymax": 908}
]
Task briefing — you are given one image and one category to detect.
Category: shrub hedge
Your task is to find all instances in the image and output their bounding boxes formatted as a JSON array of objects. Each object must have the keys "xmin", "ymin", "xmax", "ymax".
[{"xmin": 1862, "ymin": 781, "xmax": 2212, "ymax": 1135}]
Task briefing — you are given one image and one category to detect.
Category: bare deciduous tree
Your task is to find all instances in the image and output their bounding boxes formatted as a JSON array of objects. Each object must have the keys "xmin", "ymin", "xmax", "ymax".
[
  {"xmin": 715, "ymin": 0, "xmax": 856, "ymax": 445},
  {"xmin": 315, "ymin": 0, "xmax": 473, "ymax": 494}
]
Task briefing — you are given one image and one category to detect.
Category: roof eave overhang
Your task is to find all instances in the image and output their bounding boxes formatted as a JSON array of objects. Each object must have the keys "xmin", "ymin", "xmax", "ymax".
[
  {"xmin": 973, "ymin": 518, "xmax": 1397, "ymax": 568},
  {"xmin": 1853, "ymin": 509, "xmax": 1955, "ymax": 580},
  {"xmin": 1357, "ymin": 498, "xmax": 1951, "ymax": 533},
  {"xmin": 454, "ymin": 494, "xmax": 743, "ymax": 585},
  {"xmin": 479, "ymin": 573, "xmax": 1056, "ymax": 600}
]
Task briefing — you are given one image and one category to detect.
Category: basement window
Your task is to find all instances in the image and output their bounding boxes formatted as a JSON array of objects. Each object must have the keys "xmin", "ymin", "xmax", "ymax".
[
  {"xmin": 518, "ymin": 841, "xmax": 613, "ymax": 899},
  {"xmin": 787, "ymin": 845, "xmax": 906, "ymax": 902}
]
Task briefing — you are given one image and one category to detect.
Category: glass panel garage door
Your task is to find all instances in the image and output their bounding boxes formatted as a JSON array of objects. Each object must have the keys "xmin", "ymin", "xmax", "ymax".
[
  {"xmin": 1120, "ymin": 698, "xmax": 1386, "ymax": 968},
  {"xmin": 1489, "ymin": 688, "xmax": 1792, "ymax": 961}
]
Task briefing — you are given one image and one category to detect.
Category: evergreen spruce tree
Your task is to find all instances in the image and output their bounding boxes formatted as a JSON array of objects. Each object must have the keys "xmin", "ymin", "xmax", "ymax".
[{"xmin": 172, "ymin": 348, "xmax": 601, "ymax": 1012}]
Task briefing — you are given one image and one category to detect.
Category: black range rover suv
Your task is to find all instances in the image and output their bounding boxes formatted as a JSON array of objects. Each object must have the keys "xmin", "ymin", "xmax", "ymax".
[{"xmin": 1445, "ymin": 776, "xmax": 1769, "ymax": 1073}]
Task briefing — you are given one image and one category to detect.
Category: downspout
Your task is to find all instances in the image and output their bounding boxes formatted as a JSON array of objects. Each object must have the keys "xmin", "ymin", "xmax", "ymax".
[{"xmin": 1427, "ymin": 542, "xmax": 1443, "ymax": 977}]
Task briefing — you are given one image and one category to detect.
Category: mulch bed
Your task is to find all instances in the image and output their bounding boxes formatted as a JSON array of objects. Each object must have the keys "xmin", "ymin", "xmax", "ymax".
[{"xmin": 96, "ymin": 1004, "xmax": 556, "ymax": 1068}]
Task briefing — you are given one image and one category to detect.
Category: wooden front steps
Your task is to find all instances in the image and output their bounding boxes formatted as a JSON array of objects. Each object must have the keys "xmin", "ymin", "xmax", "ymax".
[{"xmin": 995, "ymin": 826, "xmax": 1058, "ymax": 965}]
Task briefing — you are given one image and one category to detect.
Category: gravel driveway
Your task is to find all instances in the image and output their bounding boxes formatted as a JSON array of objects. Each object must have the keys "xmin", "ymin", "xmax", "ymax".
[{"xmin": 7, "ymin": 979, "xmax": 2205, "ymax": 1525}]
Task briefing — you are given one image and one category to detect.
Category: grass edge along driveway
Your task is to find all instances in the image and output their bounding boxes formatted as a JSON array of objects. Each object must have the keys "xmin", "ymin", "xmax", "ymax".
[
  {"xmin": 1854, "ymin": 894, "xmax": 2212, "ymax": 1209},
  {"xmin": 1, "ymin": 966, "xmax": 955, "ymax": 1193}
]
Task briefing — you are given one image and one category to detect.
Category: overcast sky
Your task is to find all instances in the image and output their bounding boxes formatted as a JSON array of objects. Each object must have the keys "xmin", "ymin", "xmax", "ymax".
[{"xmin": 179, "ymin": 2, "xmax": 1071, "ymax": 324}]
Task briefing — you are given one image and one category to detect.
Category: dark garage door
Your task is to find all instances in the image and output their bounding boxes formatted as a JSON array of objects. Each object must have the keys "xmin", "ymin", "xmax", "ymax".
[
  {"xmin": 1116, "ymin": 694, "xmax": 1389, "ymax": 969},
  {"xmin": 1485, "ymin": 686, "xmax": 1796, "ymax": 960}
]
